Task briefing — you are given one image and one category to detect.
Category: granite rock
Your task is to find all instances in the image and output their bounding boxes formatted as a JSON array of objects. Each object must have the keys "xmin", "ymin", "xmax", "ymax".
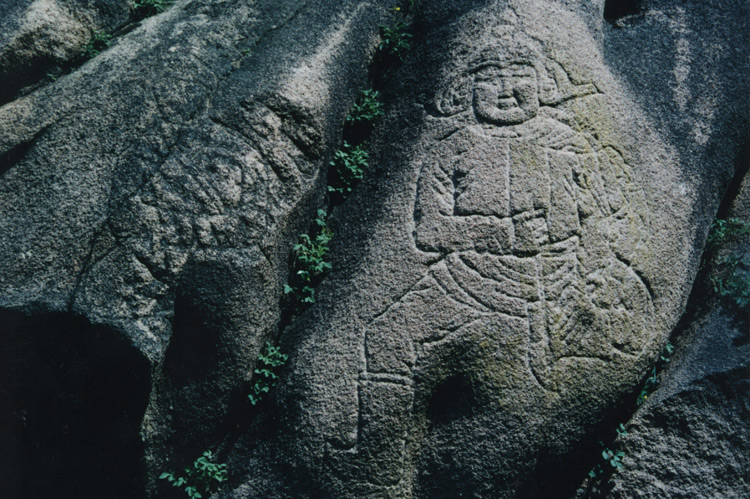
[
  {"xmin": 0, "ymin": 0, "xmax": 748, "ymax": 497},
  {"xmin": 0, "ymin": 0, "xmax": 390, "ymax": 496}
]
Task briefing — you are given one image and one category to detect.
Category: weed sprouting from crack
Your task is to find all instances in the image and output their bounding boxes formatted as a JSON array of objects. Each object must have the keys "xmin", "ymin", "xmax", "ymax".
[
  {"xmin": 248, "ymin": 342, "xmax": 289, "ymax": 406},
  {"xmin": 83, "ymin": 30, "xmax": 112, "ymax": 59},
  {"xmin": 160, "ymin": 450, "xmax": 228, "ymax": 499}
]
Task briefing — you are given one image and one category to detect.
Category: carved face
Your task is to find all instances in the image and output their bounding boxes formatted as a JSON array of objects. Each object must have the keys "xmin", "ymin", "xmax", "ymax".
[{"xmin": 473, "ymin": 62, "xmax": 539, "ymax": 125}]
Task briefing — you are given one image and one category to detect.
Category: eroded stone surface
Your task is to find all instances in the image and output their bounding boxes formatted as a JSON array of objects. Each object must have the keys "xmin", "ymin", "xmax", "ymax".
[
  {"xmin": 0, "ymin": 0, "xmax": 748, "ymax": 497},
  {"xmin": 601, "ymin": 147, "xmax": 749, "ymax": 499},
  {"xmin": 250, "ymin": 1, "xmax": 750, "ymax": 497},
  {"xmin": 0, "ymin": 0, "xmax": 389, "ymax": 495},
  {"xmin": 0, "ymin": 0, "xmax": 133, "ymax": 102}
]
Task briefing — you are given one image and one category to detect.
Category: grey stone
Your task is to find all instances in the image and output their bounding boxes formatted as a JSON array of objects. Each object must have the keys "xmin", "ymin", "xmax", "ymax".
[
  {"xmin": 601, "ymin": 146, "xmax": 749, "ymax": 499},
  {"xmin": 234, "ymin": 0, "xmax": 748, "ymax": 497},
  {"xmin": 606, "ymin": 311, "xmax": 749, "ymax": 499},
  {"xmin": 0, "ymin": 0, "xmax": 133, "ymax": 103},
  {"xmin": 0, "ymin": 0, "xmax": 748, "ymax": 497},
  {"xmin": 0, "ymin": 0, "xmax": 390, "ymax": 496}
]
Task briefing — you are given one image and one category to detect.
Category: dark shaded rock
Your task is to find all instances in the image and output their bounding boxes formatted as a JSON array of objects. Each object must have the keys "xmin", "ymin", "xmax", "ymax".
[
  {"xmin": 0, "ymin": 0, "xmax": 134, "ymax": 103},
  {"xmin": 0, "ymin": 309, "xmax": 151, "ymax": 499},
  {"xmin": 600, "ymin": 148, "xmax": 749, "ymax": 499},
  {"xmin": 0, "ymin": 0, "xmax": 390, "ymax": 495}
]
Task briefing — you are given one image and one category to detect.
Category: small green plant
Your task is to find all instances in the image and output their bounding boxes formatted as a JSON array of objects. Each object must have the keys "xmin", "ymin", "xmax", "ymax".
[
  {"xmin": 248, "ymin": 342, "xmax": 289, "ymax": 405},
  {"xmin": 636, "ymin": 341, "xmax": 674, "ymax": 406},
  {"xmin": 707, "ymin": 217, "xmax": 750, "ymax": 246},
  {"xmin": 615, "ymin": 423, "xmax": 628, "ymax": 438},
  {"xmin": 588, "ymin": 343, "xmax": 672, "ymax": 484},
  {"xmin": 604, "ymin": 447, "xmax": 625, "ymax": 471},
  {"xmin": 46, "ymin": 68, "xmax": 62, "ymax": 82},
  {"xmin": 132, "ymin": 0, "xmax": 172, "ymax": 18},
  {"xmin": 705, "ymin": 217, "xmax": 750, "ymax": 311},
  {"xmin": 328, "ymin": 141, "xmax": 370, "ymax": 198},
  {"xmin": 711, "ymin": 252, "xmax": 750, "ymax": 309},
  {"xmin": 588, "ymin": 425, "xmax": 627, "ymax": 479},
  {"xmin": 346, "ymin": 89, "xmax": 384, "ymax": 124},
  {"xmin": 83, "ymin": 30, "xmax": 112, "ymax": 59},
  {"xmin": 378, "ymin": 22, "xmax": 412, "ymax": 62},
  {"xmin": 635, "ymin": 367, "xmax": 658, "ymax": 406},
  {"xmin": 160, "ymin": 450, "xmax": 228, "ymax": 498},
  {"xmin": 284, "ymin": 210, "xmax": 333, "ymax": 306}
]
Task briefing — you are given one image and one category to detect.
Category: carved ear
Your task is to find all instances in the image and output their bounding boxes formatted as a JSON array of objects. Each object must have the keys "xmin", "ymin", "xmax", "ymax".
[
  {"xmin": 433, "ymin": 72, "xmax": 473, "ymax": 116},
  {"xmin": 539, "ymin": 58, "xmax": 598, "ymax": 106}
]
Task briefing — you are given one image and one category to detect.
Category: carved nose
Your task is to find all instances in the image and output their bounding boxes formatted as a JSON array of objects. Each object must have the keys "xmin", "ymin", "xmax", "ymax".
[
  {"xmin": 497, "ymin": 79, "xmax": 513, "ymax": 96},
  {"xmin": 496, "ymin": 96, "xmax": 517, "ymax": 110},
  {"xmin": 496, "ymin": 82, "xmax": 517, "ymax": 108}
]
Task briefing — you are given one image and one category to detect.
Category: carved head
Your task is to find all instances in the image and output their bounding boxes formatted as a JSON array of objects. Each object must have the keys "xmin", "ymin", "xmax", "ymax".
[
  {"xmin": 434, "ymin": 39, "xmax": 597, "ymax": 120},
  {"xmin": 472, "ymin": 60, "xmax": 539, "ymax": 124}
]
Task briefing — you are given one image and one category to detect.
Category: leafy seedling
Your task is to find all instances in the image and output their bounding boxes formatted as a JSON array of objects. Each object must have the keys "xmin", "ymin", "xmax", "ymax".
[
  {"xmin": 378, "ymin": 22, "xmax": 412, "ymax": 62},
  {"xmin": 707, "ymin": 218, "xmax": 750, "ymax": 246},
  {"xmin": 83, "ymin": 30, "xmax": 112, "ymax": 59},
  {"xmin": 328, "ymin": 141, "xmax": 370, "ymax": 201},
  {"xmin": 160, "ymin": 450, "xmax": 228, "ymax": 498},
  {"xmin": 248, "ymin": 342, "xmax": 289, "ymax": 405},
  {"xmin": 284, "ymin": 209, "xmax": 333, "ymax": 307},
  {"xmin": 346, "ymin": 89, "xmax": 384, "ymax": 124}
]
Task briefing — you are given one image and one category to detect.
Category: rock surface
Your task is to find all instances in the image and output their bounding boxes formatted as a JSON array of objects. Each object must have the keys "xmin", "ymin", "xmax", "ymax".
[
  {"xmin": 0, "ymin": 0, "xmax": 390, "ymax": 496},
  {"xmin": 602, "ymin": 145, "xmax": 749, "ymax": 499},
  {"xmin": 0, "ymin": 0, "xmax": 133, "ymax": 103},
  {"xmin": 0, "ymin": 0, "xmax": 747, "ymax": 498},
  {"xmin": 252, "ymin": 0, "xmax": 750, "ymax": 497}
]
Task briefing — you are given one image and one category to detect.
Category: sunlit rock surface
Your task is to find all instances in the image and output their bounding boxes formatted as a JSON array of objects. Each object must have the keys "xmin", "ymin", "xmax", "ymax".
[{"xmin": 0, "ymin": 0, "xmax": 747, "ymax": 497}]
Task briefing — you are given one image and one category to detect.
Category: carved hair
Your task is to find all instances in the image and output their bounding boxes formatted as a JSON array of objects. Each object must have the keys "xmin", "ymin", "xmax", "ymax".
[{"xmin": 434, "ymin": 38, "xmax": 597, "ymax": 116}]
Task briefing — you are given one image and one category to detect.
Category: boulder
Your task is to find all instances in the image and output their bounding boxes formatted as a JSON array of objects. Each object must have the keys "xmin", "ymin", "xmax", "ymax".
[
  {"xmin": 603, "ymin": 144, "xmax": 749, "ymax": 499},
  {"xmin": 0, "ymin": 0, "xmax": 748, "ymax": 497},
  {"xmin": 0, "ymin": 0, "xmax": 390, "ymax": 496},
  {"xmin": 0, "ymin": 0, "xmax": 133, "ymax": 103},
  {"xmin": 231, "ymin": 0, "xmax": 749, "ymax": 497}
]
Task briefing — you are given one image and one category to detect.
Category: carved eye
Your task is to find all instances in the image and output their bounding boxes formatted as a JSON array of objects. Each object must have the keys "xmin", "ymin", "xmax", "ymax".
[{"xmin": 474, "ymin": 66, "xmax": 502, "ymax": 81}]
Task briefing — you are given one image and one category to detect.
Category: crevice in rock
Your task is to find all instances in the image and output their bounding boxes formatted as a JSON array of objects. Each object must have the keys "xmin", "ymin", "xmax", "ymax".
[
  {"xmin": 715, "ymin": 134, "xmax": 749, "ymax": 220},
  {"xmin": 682, "ymin": 134, "xmax": 750, "ymax": 321},
  {"xmin": 0, "ymin": 2, "xmax": 175, "ymax": 107},
  {"xmin": 0, "ymin": 309, "xmax": 151, "ymax": 499},
  {"xmin": 0, "ymin": 127, "xmax": 45, "ymax": 179},
  {"xmin": 603, "ymin": 0, "xmax": 644, "ymax": 25},
  {"xmin": 555, "ymin": 135, "xmax": 750, "ymax": 498},
  {"xmin": 526, "ymin": 396, "xmax": 633, "ymax": 498}
]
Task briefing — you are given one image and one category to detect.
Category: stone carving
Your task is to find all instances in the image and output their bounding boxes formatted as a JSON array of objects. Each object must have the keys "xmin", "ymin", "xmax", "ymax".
[
  {"xmin": 0, "ymin": 1, "xmax": 387, "ymax": 495},
  {"xmin": 329, "ymin": 31, "xmax": 654, "ymax": 493},
  {"xmin": 5, "ymin": 0, "xmax": 747, "ymax": 496}
]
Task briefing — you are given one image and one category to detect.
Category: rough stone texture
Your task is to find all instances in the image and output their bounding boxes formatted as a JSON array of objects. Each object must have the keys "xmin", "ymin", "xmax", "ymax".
[
  {"xmin": 0, "ymin": 0, "xmax": 748, "ymax": 498},
  {"xmin": 0, "ymin": 0, "xmax": 133, "ymax": 103},
  {"xmin": 0, "ymin": 0, "xmax": 390, "ymax": 497},
  {"xmin": 602, "ymin": 151, "xmax": 749, "ymax": 499},
  {"xmin": 229, "ymin": 0, "xmax": 749, "ymax": 497}
]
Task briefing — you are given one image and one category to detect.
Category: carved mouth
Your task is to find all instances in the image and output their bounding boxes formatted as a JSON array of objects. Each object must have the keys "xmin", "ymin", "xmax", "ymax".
[{"xmin": 496, "ymin": 97, "xmax": 518, "ymax": 109}]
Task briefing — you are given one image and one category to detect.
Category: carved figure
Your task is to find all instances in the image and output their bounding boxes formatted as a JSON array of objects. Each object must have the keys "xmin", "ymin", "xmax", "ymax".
[{"xmin": 329, "ymin": 35, "xmax": 652, "ymax": 494}]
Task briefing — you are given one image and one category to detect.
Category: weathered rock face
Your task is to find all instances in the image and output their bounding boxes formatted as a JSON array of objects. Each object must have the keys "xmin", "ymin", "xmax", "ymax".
[
  {"xmin": 603, "ymin": 147, "xmax": 749, "ymax": 499},
  {"xmin": 0, "ymin": 0, "xmax": 133, "ymax": 103},
  {"xmin": 0, "ymin": 0, "xmax": 390, "ymax": 496},
  {"xmin": 257, "ymin": 0, "xmax": 750, "ymax": 497},
  {"xmin": 0, "ymin": 0, "xmax": 747, "ymax": 498},
  {"xmin": 607, "ymin": 313, "xmax": 749, "ymax": 499}
]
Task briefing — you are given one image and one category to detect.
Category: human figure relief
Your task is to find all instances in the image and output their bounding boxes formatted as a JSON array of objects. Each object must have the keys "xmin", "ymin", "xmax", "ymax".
[{"xmin": 328, "ymin": 34, "xmax": 652, "ymax": 495}]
